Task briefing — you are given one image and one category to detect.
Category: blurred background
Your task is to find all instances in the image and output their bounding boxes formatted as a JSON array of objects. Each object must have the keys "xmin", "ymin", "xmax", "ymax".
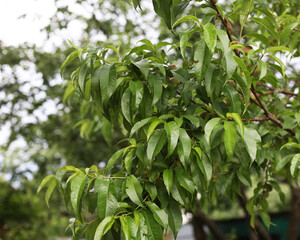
[{"xmin": 0, "ymin": 0, "xmax": 299, "ymax": 239}]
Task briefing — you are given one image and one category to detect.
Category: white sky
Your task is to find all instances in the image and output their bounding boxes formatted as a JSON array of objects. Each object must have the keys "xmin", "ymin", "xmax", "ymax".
[{"xmin": 0, "ymin": 0, "xmax": 57, "ymax": 46}]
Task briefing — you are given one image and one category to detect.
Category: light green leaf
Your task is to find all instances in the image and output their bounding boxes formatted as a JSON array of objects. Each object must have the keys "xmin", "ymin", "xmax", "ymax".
[
  {"xmin": 266, "ymin": 54, "xmax": 286, "ymax": 77},
  {"xmin": 164, "ymin": 121, "xmax": 179, "ymax": 157},
  {"xmin": 258, "ymin": 210, "xmax": 271, "ymax": 229},
  {"xmin": 147, "ymin": 129, "xmax": 166, "ymax": 162},
  {"xmin": 203, "ymin": 23, "xmax": 217, "ymax": 54},
  {"xmin": 145, "ymin": 201, "xmax": 168, "ymax": 229},
  {"xmin": 291, "ymin": 154, "xmax": 300, "ymax": 177},
  {"xmin": 227, "ymin": 113, "xmax": 244, "ymax": 136},
  {"xmin": 281, "ymin": 142, "xmax": 300, "ymax": 150},
  {"xmin": 172, "ymin": 15, "xmax": 200, "ymax": 28},
  {"xmin": 70, "ymin": 173, "xmax": 87, "ymax": 221},
  {"xmin": 121, "ymin": 87, "xmax": 132, "ymax": 124},
  {"xmin": 243, "ymin": 127, "xmax": 261, "ymax": 163},
  {"xmin": 204, "ymin": 118, "xmax": 221, "ymax": 145},
  {"xmin": 233, "ymin": 56, "xmax": 251, "ymax": 85},
  {"xmin": 106, "ymin": 149, "xmax": 125, "ymax": 171},
  {"xmin": 120, "ymin": 216, "xmax": 131, "ymax": 240},
  {"xmin": 275, "ymin": 154, "xmax": 294, "ymax": 172},
  {"xmin": 78, "ymin": 63, "xmax": 89, "ymax": 94},
  {"xmin": 257, "ymin": 61, "xmax": 267, "ymax": 80},
  {"xmin": 224, "ymin": 121, "xmax": 237, "ymax": 159},
  {"xmin": 45, "ymin": 179, "xmax": 57, "ymax": 207},
  {"xmin": 180, "ymin": 32, "xmax": 189, "ymax": 61},
  {"xmin": 94, "ymin": 216, "xmax": 115, "ymax": 240},
  {"xmin": 265, "ymin": 46, "xmax": 293, "ymax": 54},
  {"xmin": 130, "ymin": 117, "xmax": 154, "ymax": 137},
  {"xmin": 251, "ymin": 17, "xmax": 279, "ymax": 41},
  {"xmin": 178, "ymin": 128, "xmax": 191, "ymax": 168},
  {"xmin": 37, "ymin": 175, "xmax": 55, "ymax": 194},
  {"xmin": 126, "ymin": 175, "xmax": 144, "ymax": 207},
  {"xmin": 60, "ymin": 50, "xmax": 79, "ymax": 76},
  {"xmin": 163, "ymin": 169, "xmax": 173, "ymax": 195},
  {"xmin": 147, "ymin": 118, "xmax": 163, "ymax": 141}
]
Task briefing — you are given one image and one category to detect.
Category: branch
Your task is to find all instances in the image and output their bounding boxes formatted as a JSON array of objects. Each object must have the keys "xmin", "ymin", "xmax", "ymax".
[
  {"xmin": 194, "ymin": 204, "xmax": 227, "ymax": 240},
  {"xmin": 228, "ymin": 117, "xmax": 270, "ymax": 122},
  {"xmin": 210, "ymin": 1, "xmax": 295, "ymax": 137},
  {"xmin": 257, "ymin": 82, "xmax": 298, "ymax": 97}
]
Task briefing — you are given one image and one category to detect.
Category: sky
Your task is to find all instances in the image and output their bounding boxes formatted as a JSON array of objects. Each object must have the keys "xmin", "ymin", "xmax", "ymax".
[{"xmin": 0, "ymin": 0, "xmax": 57, "ymax": 46}]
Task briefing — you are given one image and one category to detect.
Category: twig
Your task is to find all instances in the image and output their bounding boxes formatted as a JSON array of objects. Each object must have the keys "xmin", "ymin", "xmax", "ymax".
[{"xmin": 210, "ymin": 0, "xmax": 295, "ymax": 136}]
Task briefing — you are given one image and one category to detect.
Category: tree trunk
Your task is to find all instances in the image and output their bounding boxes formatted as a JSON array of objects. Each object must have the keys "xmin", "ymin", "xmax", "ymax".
[
  {"xmin": 193, "ymin": 204, "xmax": 227, "ymax": 240},
  {"xmin": 192, "ymin": 216, "xmax": 207, "ymax": 240},
  {"xmin": 238, "ymin": 187, "xmax": 271, "ymax": 240},
  {"xmin": 286, "ymin": 186, "xmax": 300, "ymax": 240}
]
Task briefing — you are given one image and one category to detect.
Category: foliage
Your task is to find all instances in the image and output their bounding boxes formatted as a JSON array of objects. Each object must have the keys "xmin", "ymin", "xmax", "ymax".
[{"xmin": 35, "ymin": 0, "xmax": 300, "ymax": 239}]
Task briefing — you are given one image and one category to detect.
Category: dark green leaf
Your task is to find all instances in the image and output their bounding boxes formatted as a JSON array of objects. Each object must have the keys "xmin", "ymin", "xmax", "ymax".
[
  {"xmin": 70, "ymin": 173, "xmax": 87, "ymax": 221},
  {"xmin": 163, "ymin": 169, "xmax": 173, "ymax": 195}
]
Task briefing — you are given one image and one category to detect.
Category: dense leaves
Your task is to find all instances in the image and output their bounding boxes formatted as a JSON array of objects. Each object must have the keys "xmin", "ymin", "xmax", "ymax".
[{"xmin": 38, "ymin": 0, "xmax": 300, "ymax": 239}]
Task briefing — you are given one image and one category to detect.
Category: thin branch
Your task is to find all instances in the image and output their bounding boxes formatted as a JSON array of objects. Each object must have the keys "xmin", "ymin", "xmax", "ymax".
[
  {"xmin": 210, "ymin": 1, "xmax": 295, "ymax": 136},
  {"xmin": 228, "ymin": 117, "xmax": 270, "ymax": 122}
]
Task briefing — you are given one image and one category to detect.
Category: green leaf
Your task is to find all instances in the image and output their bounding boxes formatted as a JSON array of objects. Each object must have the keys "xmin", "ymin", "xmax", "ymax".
[
  {"xmin": 180, "ymin": 32, "xmax": 189, "ymax": 61},
  {"xmin": 233, "ymin": 72, "xmax": 250, "ymax": 112},
  {"xmin": 145, "ymin": 201, "xmax": 168, "ymax": 229},
  {"xmin": 194, "ymin": 39, "xmax": 210, "ymax": 83},
  {"xmin": 60, "ymin": 50, "xmax": 79, "ymax": 76},
  {"xmin": 147, "ymin": 129, "xmax": 166, "ymax": 162},
  {"xmin": 204, "ymin": 118, "xmax": 221, "ymax": 146},
  {"xmin": 148, "ymin": 75, "xmax": 163, "ymax": 105},
  {"xmin": 204, "ymin": 63, "xmax": 216, "ymax": 98},
  {"xmin": 257, "ymin": 60, "xmax": 267, "ymax": 80},
  {"xmin": 266, "ymin": 54, "xmax": 286, "ymax": 77},
  {"xmin": 258, "ymin": 210, "xmax": 271, "ymax": 229},
  {"xmin": 265, "ymin": 46, "xmax": 293, "ymax": 54},
  {"xmin": 233, "ymin": 55, "xmax": 251, "ymax": 85},
  {"xmin": 78, "ymin": 63, "xmax": 89, "ymax": 94},
  {"xmin": 251, "ymin": 17, "xmax": 279, "ymax": 41},
  {"xmin": 163, "ymin": 169, "xmax": 173, "ymax": 195},
  {"xmin": 106, "ymin": 149, "xmax": 125, "ymax": 171},
  {"xmin": 124, "ymin": 148, "xmax": 135, "ymax": 174},
  {"xmin": 224, "ymin": 121, "xmax": 237, "ymax": 159},
  {"xmin": 164, "ymin": 121, "xmax": 179, "ymax": 157},
  {"xmin": 217, "ymin": 29, "xmax": 237, "ymax": 78},
  {"xmin": 99, "ymin": 64, "xmax": 117, "ymax": 103},
  {"xmin": 147, "ymin": 118, "xmax": 163, "ymax": 141},
  {"xmin": 126, "ymin": 175, "xmax": 144, "ymax": 207},
  {"xmin": 129, "ymin": 80, "xmax": 144, "ymax": 108},
  {"xmin": 94, "ymin": 216, "xmax": 115, "ymax": 240},
  {"xmin": 203, "ymin": 23, "xmax": 217, "ymax": 54},
  {"xmin": 177, "ymin": 128, "xmax": 191, "ymax": 168},
  {"xmin": 95, "ymin": 178, "xmax": 118, "ymax": 220},
  {"xmin": 202, "ymin": 153, "xmax": 212, "ymax": 183},
  {"xmin": 172, "ymin": 15, "xmax": 200, "ymax": 28},
  {"xmin": 275, "ymin": 154, "xmax": 294, "ymax": 172},
  {"xmin": 291, "ymin": 154, "xmax": 300, "ymax": 177},
  {"xmin": 166, "ymin": 199, "xmax": 182, "ymax": 238},
  {"xmin": 121, "ymin": 87, "xmax": 132, "ymax": 124},
  {"xmin": 37, "ymin": 175, "xmax": 55, "ymax": 194},
  {"xmin": 243, "ymin": 127, "xmax": 261, "ymax": 163},
  {"xmin": 120, "ymin": 216, "xmax": 131, "ymax": 240},
  {"xmin": 132, "ymin": 59, "xmax": 149, "ymax": 80},
  {"xmin": 281, "ymin": 142, "xmax": 300, "ymax": 150},
  {"xmin": 145, "ymin": 183, "xmax": 157, "ymax": 201},
  {"xmin": 130, "ymin": 117, "xmax": 154, "ymax": 137},
  {"xmin": 175, "ymin": 168, "xmax": 195, "ymax": 195},
  {"xmin": 70, "ymin": 173, "xmax": 87, "ymax": 221},
  {"xmin": 141, "ymin": 209, "xmax": 163, "ymax": 240},
  {"xmin": 227, "ymin": 113, "xmax": 244, "ymax": 136},
  {"xmin": 45, "ymin": 179, "xmax": 57, "ymax": 207}
]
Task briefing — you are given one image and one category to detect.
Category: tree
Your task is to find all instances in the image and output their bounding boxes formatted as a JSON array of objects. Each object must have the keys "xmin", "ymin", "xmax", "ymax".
[{"xmin": 38, "ymin": 0, "xmax": 300, "ymax": 239}]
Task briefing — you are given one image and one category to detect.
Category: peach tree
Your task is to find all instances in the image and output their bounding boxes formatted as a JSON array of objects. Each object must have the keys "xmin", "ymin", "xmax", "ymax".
[{"xmin": 38, "ymin": 0, "xmax": 300, "ymax": 239}]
